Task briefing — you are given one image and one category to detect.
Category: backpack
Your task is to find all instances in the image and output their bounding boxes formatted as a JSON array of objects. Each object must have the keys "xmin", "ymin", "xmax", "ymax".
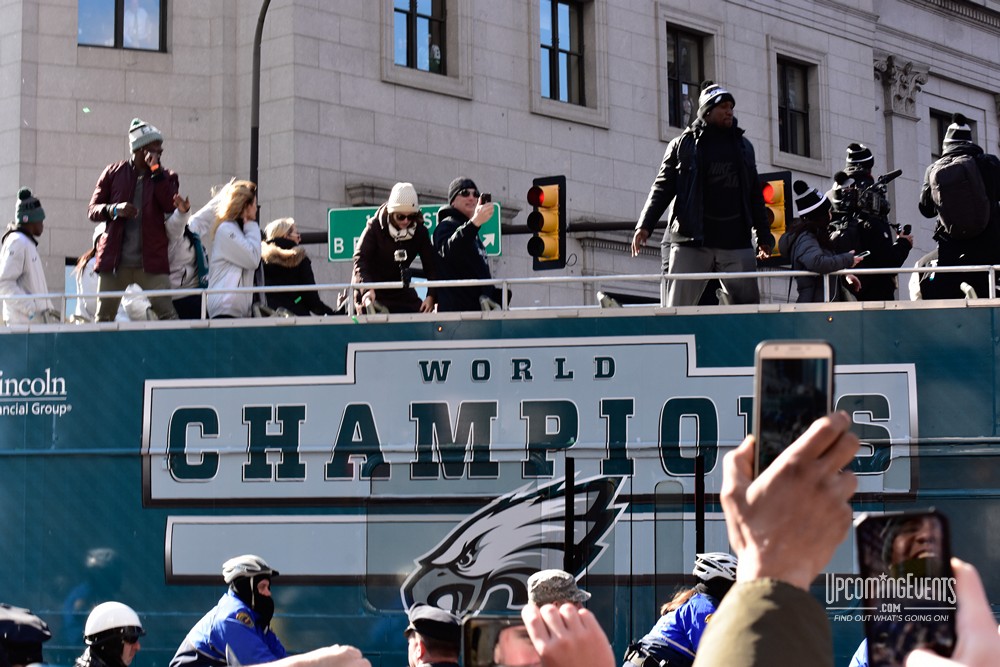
[
  {"xmin": 928, "ymin": 153, "xmax": 991, "ymax": 239},
  {"xmin": 183, "ymin": 227, "xmax": 209, "ymax": 288}
]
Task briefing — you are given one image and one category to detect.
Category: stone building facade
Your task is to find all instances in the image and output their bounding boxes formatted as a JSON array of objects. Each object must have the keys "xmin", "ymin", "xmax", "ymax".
[{"xmin": 1, "ymin": 0, "xmax": 999, "ymax": 308}]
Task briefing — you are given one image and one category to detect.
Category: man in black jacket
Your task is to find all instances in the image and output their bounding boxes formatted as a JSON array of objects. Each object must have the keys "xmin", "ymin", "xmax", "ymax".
[
  {"xmin": 632, "ymin": 82, "xmax": 773, "ymax": 306},
  {"xmin": 433, "ymin": 177, "xmax": 501, "ymax": 312},
  {"xmin": 917, "ymin": 114, "xmax": 1000, "ymax": 299}
]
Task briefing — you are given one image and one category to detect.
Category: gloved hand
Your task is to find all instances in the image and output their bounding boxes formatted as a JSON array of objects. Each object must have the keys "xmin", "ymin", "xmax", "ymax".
[{"xmin": 479, "ymin": 295, "xmax": 502, "ymax": 311}]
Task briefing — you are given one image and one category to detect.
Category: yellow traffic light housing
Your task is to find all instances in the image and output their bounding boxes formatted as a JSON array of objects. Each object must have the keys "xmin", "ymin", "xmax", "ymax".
[
  {"xmin": 759, "ymin": 171, "xmax": 792, "ymax": 258},
  {"xmin": 526, "ymin": 175, "xmax": 566, "ymax": 270}
]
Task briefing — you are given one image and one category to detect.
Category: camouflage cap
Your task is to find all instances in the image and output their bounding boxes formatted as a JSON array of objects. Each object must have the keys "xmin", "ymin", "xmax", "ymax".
[{"xmin": 527, "ymin": 569, "xmax": 591, "ymax": 606}]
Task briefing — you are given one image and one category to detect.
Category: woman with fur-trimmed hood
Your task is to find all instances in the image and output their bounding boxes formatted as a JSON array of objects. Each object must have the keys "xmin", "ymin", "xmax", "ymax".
[{"xmin": 261, "ymin": 218, "xmax": 334, "ymax": 316}]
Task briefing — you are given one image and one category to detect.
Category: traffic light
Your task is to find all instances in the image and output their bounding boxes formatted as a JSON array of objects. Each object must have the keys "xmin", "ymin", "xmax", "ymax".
[
  {"xmin": 526, "ymin": 175, "xmax": 566, "ymax": 270},
  {"xmin": 759, "ymin": 170, "xmax": 792, "ymax": 258}
]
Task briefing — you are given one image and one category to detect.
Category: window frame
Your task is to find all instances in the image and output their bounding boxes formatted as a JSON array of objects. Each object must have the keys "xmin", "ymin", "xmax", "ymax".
[
  {"xmin": 77, "ymin": 0, "xmax": 168, "ymax": 53},
  {"xmin": 392, "ymin": 0, "xmax": 447, "ymax": 75},
  {"xmin": 665, "ymin": 24, "xmax": 705, "ymax": 130},
  {"xmin": 929, "ymin": 109, "xmax": 978, "ymax": 161},
  {"xmin": 766, "ymin": 36, "xmax": 829, "ymax": 174},
  {"xmin": 777, "ymin": 57, "xmax": 811, "ymax": 157},
  {"xmin": 654, "ymin": 6, "xmax": 723, "ymax": 142},
  {"xmin": 380, "ymin": 0, "xmax": 473, "ymax": 100},
  {"xmin": 540, "ymin": 0, "xmax": 586, "ymax": 105},
  {"xmin": 528, "ymin": 0, "xmax": 609, "ymax": 128}
]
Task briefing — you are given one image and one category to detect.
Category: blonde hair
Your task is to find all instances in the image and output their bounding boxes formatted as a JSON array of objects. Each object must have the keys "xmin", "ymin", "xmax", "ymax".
[
  {"xmin": 212, "ymin": 180, "xmax": 257, "ymax": 239},
  {"xmin": 264, "ymin": 217, "xmax": 295, "ymax": 242}
]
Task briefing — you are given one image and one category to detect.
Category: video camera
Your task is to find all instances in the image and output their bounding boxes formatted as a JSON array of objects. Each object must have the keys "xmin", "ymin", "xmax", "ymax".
[{"xmin": 833, "ymin": 168, "xmax": 902, "ymax": 223}]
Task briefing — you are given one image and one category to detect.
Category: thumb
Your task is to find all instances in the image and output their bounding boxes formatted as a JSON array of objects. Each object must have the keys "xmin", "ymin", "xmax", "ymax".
[{"xmin": 904, "ymin": 649, "xmax": 954, "ymax": 667}]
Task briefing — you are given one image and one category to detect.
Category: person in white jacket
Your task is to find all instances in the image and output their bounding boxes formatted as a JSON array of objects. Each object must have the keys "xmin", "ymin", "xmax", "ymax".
[
  {"xmin": 207, "ymin": 180, "xmax": 261, "ymax": 318},
  {"xmin": 0, "ymin": 187, "xmax": 58, "ymax": 325}
]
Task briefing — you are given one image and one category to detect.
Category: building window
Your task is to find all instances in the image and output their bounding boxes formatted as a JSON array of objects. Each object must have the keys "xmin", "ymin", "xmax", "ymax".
[
  {"xmin": 666, "ymin": 25, "xmax": 704, "ymax": 128},
  {"xmin": 78, "ymin": 0, "xmax": 165, "ymax": 51},
  {"xmin": 393, "ymin": 0, "xmax": 446, "ymax": 74},
  {"xmin": 777, "ymin": 58, "xmax": 810, "ymax": 156},
  {"xmin": 930, "ymin": 110, "xmax": 976, "ymax": 160},
  {"xmin": 540, "ymin": 0, "xmax": 584, "ymax": 105}
]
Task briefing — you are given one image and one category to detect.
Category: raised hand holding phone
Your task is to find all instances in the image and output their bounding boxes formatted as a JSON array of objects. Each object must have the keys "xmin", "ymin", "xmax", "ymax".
[{"xmin": 752, "ymin": 340, "xmax": 834, "ymax": 477}]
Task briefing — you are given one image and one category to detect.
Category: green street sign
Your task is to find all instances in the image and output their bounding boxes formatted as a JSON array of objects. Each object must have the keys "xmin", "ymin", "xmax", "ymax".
[{"xmin": 327, "ymin": 204, "xmax": 502, "ymax": 261}]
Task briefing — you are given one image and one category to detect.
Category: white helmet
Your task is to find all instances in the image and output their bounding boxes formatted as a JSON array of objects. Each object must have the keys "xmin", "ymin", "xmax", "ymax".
[
  {"xmin": 222, "ymin": 555, "xmax": 279, "ymax": 584},
  {"xmin": 83, "ymin": 602, "xmax": 144, "ymax": 643},
  {"xmin": 692, "ymin": 552, "xmax": 738, "ymax": 582}
]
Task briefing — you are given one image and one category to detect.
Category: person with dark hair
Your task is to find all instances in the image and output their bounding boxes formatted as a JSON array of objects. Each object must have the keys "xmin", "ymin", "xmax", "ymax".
[
  {"xmin": 632, "ymin": 81, "xmax": 773, "ymax": 306},
  {"xmin": 433, "ymin": 177, "xmax": 502, "ymax": 312},
  {"xmin": 0, "ymin": 604, "xmax": 51, "ymax": 667},
  {"xmin": 87, "ymin": 118, "xmax": 179, "ymax": 321},
  {"xmin": 917, "ymin": 114, "xmax": 1000, "ymax": 299},
  {"xmin": 403, "ymin": 604, "xmax": 460, "ymax": 667},
  {"xmin": 779, "ymin": 180, "xmax": 862, "ymax": 302},
  {"xmin": 624, "ymin": 553, "xmax": 738, "ymax": 667},
  {"xmin": 74, "ymin": 602, "xmax": 144, "ymax": 667},
  {"xmin": 0, "ymin": 188, "xmax": 58, "ymax": 324},
  {"xmin": 826, "ymin": 143, "xmax": 912, "ymax": 301}
]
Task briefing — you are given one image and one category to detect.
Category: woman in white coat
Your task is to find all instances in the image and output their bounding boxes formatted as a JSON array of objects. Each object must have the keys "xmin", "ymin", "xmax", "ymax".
[{"xmin": 207, "ymin": 181, "xmax": 260, "ymax": 318}]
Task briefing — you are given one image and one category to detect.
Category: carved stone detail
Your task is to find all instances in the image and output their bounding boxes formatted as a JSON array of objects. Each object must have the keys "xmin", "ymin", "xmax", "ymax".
[{"xmin": 874, "ymin": 55, "xmax": 928, "ymax": 119}]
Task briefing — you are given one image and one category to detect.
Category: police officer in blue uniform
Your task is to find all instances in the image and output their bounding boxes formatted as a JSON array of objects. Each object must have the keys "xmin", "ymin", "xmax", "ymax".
[
  {"xmin": 170, "ymin": 555, "xmax": 286, "ymax": 667},
  {"xmin": 623, "ymin": 553, "xmax": 738, "ymax": 667}
]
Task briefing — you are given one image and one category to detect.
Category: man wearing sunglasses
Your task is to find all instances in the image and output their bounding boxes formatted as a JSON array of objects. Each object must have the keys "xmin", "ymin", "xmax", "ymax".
[
  {"xmin": 352, "ymin": 182, "xmax": 439, "ymax": 313},
  {"xmin": 433, "ymin": 177, "xmax": 503, "ymax": 312},
  {"xmin": 76, "ymin": 601, "xmax": 144, "ymax": 667}
]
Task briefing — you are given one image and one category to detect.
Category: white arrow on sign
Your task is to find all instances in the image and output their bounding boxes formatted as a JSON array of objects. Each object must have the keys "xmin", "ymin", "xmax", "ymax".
[{"xmin": 483, "ymin": 233, "xmax": 496, "ymax": 247}]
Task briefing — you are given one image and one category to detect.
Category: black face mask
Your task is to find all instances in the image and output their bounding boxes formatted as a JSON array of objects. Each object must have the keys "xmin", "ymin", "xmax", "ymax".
[{"xmin": 232, "ymin": 576, "xmax": 274, "ymax": 629}]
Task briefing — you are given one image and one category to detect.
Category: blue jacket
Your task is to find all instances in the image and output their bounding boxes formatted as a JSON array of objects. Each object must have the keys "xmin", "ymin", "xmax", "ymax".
[
  {"xmin": 169, "ymin": 591, "xmax": 287, "ymax": 667},
  {"xmin": 638, "ymin": 592, "xmax": 719, "ymax": 666}
]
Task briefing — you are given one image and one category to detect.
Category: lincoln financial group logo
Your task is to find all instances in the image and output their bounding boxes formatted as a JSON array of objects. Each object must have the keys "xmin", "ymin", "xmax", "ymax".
[{"xmin": 0, "ymin": 368, "xmax": 72, "ymax": 417}]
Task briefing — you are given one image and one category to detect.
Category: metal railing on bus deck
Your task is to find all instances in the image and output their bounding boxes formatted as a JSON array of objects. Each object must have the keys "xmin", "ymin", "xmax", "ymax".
[{"xmin": 2, "ymin": 263, "xmax": 999, "ymax": 327}]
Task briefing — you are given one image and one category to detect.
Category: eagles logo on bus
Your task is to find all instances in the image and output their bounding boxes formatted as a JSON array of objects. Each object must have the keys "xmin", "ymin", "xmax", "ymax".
[{"xmin": 400, "ymin": 475, "xmax": 625, "ymax": 614}]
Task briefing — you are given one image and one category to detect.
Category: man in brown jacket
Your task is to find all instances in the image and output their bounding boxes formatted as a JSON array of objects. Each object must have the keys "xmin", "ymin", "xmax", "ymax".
[{"xmin": 87, "ymin": 118, "xmax": 179, "ymax": 321}]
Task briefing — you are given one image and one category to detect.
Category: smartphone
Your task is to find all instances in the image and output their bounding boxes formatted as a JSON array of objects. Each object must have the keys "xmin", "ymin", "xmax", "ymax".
[
  {"xmin": 855, "ymin": 510, "xmax": 956, "ymax": 667},
  {"xmin": 479, "ymin": 192, "xmax": 492, "ymax": 204},
  {"xmin": 752, "ymin": 340, "xmax": 834, "ymax": 477},
  {"xmin": 462, "ymin": 614, "xmax": 537, "ymax": 667},
  {"xmin": 856, "ymin": 250, "xmax": 872, "ymax": 258}
]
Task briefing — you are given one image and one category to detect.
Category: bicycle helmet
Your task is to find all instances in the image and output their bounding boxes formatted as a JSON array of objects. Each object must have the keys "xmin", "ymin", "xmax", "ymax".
[
  {"xmin": 222, "ymin": 555, "xmax": 279, "ymax": 584},
  {"xmin": 692, "ymin": 552, "xmax": 738, "ymax": 582},
  {"xmin": 83, "ymin": 602, "xmax": 144, "ymax": 644}
]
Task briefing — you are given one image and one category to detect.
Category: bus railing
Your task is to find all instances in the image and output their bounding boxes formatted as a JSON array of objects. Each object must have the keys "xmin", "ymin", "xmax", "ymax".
[{"xmin": 3, "ymin": 263, "xmax": 999, "ymax": 326}]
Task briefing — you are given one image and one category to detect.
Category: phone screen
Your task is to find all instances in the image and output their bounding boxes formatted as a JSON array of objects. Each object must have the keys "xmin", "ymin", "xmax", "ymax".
[
  {"xmin": 753, "ymin": 341, "xmax": 833, "ymax": 476},
  {"xmin": 855, "ymin": 511, "xmax": 956, "ymax": 667},
  {"xmin": 462, "ymin": 615, "xmax": 538, "ymax": 667}
]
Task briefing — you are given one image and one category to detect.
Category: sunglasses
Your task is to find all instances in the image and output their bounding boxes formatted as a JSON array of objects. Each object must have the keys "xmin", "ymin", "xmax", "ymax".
[
  {"xmin": 393, "ymin": 212, "xmax": 423, "ymax": 224},
  {"xmin": 457, "ymin": 188, "xmax": 480, "ymax": 198},
  {"xmin": 122, "ymin": 629, "xmax": 143, "ymax": 644}
]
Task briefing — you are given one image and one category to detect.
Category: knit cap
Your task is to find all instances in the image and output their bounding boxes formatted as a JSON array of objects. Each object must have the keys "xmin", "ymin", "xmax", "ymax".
[
  {"xmin": 387, "ymin": 182, "xmax": 420, "ymax": 214},
  {"xmin": 943, "ymin": 113, "xmax": 973, "ymax": 145},
  {"xmin": 697, "ymin": 81, "xmax": 736, "ymax": 118},
  {"xmin": 14, "ymin": 187, "xmax": 45, "ymax": 225},
  {"xmin": 793, "ymin": 180, "xmax": 831, "ymax": 219},
  {"xmin": 448, "ymin": 177, "xmax": 478, "ymax": 204},
  {"xmin": 845, "ymin": 143, "xmax": 874, "ymax": 168},
  {"xmin": 128, "ymin": 118, "xmax": 163, "ymax": 152}
]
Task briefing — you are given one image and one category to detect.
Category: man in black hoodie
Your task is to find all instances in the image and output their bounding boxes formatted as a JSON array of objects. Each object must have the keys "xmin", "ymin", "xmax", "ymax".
[
  {"xmin": 917, "ymin": 114, "xmax": 1000, "ymax": 299},
  {"xmin": 632, "ymin": 82, "xmax": 773, "ymax": 307},
  {"xmin": 433, "ymin": 177, "xmax": 502, "ymax": 312}
]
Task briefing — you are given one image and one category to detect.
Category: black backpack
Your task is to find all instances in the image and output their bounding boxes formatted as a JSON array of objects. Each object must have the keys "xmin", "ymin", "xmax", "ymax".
[{"xmin": 928, "ymin": 153, "xmax": 990, "ymax": 239}]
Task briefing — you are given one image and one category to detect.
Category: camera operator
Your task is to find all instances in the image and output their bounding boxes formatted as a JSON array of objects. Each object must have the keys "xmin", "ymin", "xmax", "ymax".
[
  {"xmin": 827, "ymin": 143, "xmax": 913, "ymax": 301},
  {"xmin": 352, "ymin": 182, "xmax": 439, "ymax": 313}
]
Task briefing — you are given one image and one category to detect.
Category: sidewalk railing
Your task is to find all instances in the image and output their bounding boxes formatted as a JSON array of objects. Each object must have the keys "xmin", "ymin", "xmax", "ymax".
[{"xmin": 3, "ymin": 263, "xmax": 999, "ymax": 327}]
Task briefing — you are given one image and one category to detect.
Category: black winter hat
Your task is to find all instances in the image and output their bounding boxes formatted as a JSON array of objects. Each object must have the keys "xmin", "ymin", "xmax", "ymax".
[
  {"xmin": 793, "ymin": 180, "xmax": 831, "ymax": 220},
  {"xmin": 697, "ymin": 81, "xmax": 735, "ymax": 118},
  {"xmin": 845, "ymin": 143, "xmax": 874, "ymax": 168},
  {"xmin": 447, "ymin": 177, "xmax": 478, "ymax": 204},
  {"xmin": 944, "ymin": 113, "xmax": 973, "ymax": 145}
]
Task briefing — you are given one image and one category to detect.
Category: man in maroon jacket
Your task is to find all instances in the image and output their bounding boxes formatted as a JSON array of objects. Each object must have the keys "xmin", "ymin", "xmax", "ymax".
[{"xmin": 87, "ymin": 118, "xmax": 179, "ymax": 321}]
